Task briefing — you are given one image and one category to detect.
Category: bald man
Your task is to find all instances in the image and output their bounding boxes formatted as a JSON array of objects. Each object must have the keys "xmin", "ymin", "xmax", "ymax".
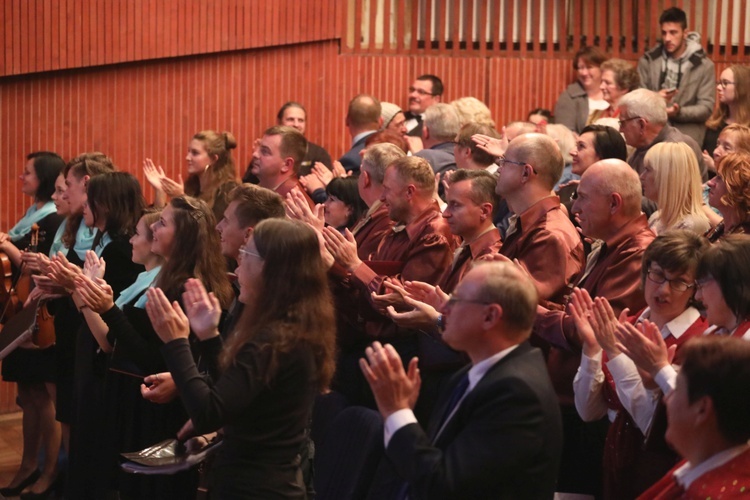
[
  {"xmin": 534, "ymin": 159, "xmax": 655, "ymax": 497},
  {"xmin": 340, "ymin": 94, "xmax": 382, "ymax": 172},
  {"xmin": 496, "ymin": 133, "xmax": 584, "ymax": 305}
]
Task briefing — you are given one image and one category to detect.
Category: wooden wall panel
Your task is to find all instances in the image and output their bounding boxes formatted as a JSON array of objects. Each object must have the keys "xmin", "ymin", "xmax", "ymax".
[
  {"xmin": 0, "ymin": 0, "xmax": 342, "ymax": 77},
  {"xmin": 0, "ymin": 43, "xmax": 734, "ymax": 232}
]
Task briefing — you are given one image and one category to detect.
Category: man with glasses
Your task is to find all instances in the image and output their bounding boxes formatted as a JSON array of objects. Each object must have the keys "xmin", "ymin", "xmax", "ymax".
[
  {"xmin": 495, "ymin": 133, "xmax": 584, "ymax": 305},
  {"xmin": 637, "ymin": 7, "xmax": 715, "ymax": 145},
  {"xmin": 618, "ymin": 89, "xmax": 707, "ymax": 180},
  {"xmin": 361, "ymin": 262, "xmax": 563, "ymax": 499},
  {"xmin": 404, "ymin": 74, "xmax": 443, "ymax": 137}
]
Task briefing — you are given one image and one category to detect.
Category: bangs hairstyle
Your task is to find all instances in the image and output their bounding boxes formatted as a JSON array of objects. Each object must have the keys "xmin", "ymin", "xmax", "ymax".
[
  {"xmin": 326, "ymin": 177, "xmax": 367, "ymax": 229},
  {"xmin": 706, "ymin": 65, "xmax": 750, "ymax": 130},
  {"xmin": 643, "ymin": 142, "xmax": 708, "ymax": 231},
  {"xmin": 27, "ymin": 151, "xmax": 65, "ymax": 202},
  {"xmin": 86, "ymin": 172, "xmax": 145, "ymax": 240},
  {"xmin": 221, "ymin": 219, "xmax": 336, "ymax": 391},
  {"xmin": 579, "ymin": 125, "xmax": 628, "ymax": 161},
  {"xmin": 573, "ymin": 46, "xmax": 607, "ymax": 70},
  {"xmin": 155, "ymin": 196, "xmax": 232, "ymax": 307},
  {"xmin": 696, "ymin": 234, "xmax": 750, "ymax": 323},
  {"xmin": 139, "ymin": 209, "xmax": 162, "ymax": 242},
  {"xmin": 640, "ymin": 230, "xmax": 708, "ymax": 288}
]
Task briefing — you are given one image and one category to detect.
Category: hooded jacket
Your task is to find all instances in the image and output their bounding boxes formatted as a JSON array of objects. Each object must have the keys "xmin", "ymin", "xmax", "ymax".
[{"xmin": 637, "ymin": 32, "xmax": 715, "ymax": 145}]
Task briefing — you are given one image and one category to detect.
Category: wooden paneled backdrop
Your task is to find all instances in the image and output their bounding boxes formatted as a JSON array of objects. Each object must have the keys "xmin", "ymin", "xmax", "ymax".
[{"xmin": 0, "ymin": 0, "xmax": 747, "ymax": 412}]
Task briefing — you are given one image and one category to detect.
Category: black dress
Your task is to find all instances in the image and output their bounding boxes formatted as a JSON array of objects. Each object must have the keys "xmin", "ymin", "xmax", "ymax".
[
  {"xmin": 66, "ymin": 235, "xmax": 144, "ymax": 499},
  {"xmin": 162, "ymin": 333, "xmax": 318, "ymax": 499},
  {"xmin": 1, "ymin": 210, "xmax": 64, "ymax": 384},
  {"xmin": 99, "ymin": 300, "xmax": 198, "ymax": 499}
]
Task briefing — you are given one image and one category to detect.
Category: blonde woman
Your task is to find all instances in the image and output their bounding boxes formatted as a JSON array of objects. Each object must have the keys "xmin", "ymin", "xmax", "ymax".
[{"xmin": 640, "ymin": 142, "xmax": 710, "ymax": 234}]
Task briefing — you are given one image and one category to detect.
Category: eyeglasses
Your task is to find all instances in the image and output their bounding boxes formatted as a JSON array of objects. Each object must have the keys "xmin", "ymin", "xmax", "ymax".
[
  {"xmin": 694, "ymin": 277, "xmax": 715, "ymax": 291},
  {"xmin": 239, "ymin": 247, "xmax": 263, "ymax": 260},
  {"xmin": 408, "ymin": 86, "xmax": 435, "ymax": 96},
  {"xmin": 446, "ymin": 295, "xmax": 491, "ymax": 308},
  {"xmin": 494, "ymin": 157, "xmax": 538, "ymax": 175},
  {"xmin": 716, "ymin": 80, "xmax": 735, "ymax": 88},
  {"xmin": 647, "ymin": 269, "xmax": 694, "ymax": 292},
  {"xmin": 618, "ymin": 116, "xmax": 642, "ymax": 127}
]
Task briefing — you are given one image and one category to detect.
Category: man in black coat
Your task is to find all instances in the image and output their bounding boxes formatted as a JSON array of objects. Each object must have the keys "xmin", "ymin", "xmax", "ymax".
[{"xmin": 361, "ymin": 261, "xmax": 563, "ymax": 499}]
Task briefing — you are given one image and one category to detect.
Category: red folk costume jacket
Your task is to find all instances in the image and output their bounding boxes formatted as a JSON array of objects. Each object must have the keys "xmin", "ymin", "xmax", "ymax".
[{"xmin": 602, "ymin": 309, "xmax": 708, "ymax": 499}]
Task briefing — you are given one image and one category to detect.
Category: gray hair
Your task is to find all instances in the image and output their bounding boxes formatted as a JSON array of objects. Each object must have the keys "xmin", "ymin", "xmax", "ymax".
[
  {"xmin": 424, "ymin": 103, "xmax": 461, "ymax": 142},
  {"xmin": 618, "ymin": 89, "xmax": 668, "ymax": 126},
  {"xmin": 361, "ymin": 143, "xmax": 407, "ymax": 185}
]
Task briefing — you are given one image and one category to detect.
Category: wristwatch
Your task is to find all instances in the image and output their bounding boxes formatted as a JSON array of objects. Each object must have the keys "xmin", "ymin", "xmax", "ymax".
[{"xmin": 436, "ymin": 314, "xmax": 445, "ymax": 332}]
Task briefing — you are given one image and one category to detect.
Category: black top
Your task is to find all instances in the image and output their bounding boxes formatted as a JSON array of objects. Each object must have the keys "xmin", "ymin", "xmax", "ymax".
[{"xmin": 162, "ymin": 333, "xmax": 318, "ymax": 498}]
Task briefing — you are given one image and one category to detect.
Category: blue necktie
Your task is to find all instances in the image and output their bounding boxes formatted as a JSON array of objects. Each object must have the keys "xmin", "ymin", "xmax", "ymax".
[{"xmin": 431, "ymin": 372, "xmax": 470, "ymax": 441}]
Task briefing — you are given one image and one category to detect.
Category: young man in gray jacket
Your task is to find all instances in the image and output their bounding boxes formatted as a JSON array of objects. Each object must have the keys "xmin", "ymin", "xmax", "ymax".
[{"xmin": 637, "ymin": 7, "xmax": 715, "ymax": 146}]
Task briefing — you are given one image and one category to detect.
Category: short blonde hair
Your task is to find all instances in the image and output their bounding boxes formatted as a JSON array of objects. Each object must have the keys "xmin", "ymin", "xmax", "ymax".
[
  {"xmin": 387, "ymin": 156, "xmax": 436, "ymax": 195},
  {"xmin": 451, "ymin": 97, "xmax": 496, "ymax": 128},
  {"xmin": 643, "ymin": 142, "xmax": 708, "ymax": 231}
]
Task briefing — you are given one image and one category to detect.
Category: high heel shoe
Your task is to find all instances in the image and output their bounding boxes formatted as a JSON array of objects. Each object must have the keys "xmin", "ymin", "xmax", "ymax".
[
  {"xmin": 0, "ymin": 468, "xmax": 41, "ymax": 497},
  {"xmin": 19, "ymin": 472, "xmax": 62, "ymax": 500}
]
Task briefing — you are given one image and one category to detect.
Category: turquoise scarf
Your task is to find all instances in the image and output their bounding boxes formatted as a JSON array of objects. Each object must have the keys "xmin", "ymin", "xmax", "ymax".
[
  {"xmin": 115, "ymin": 266, "xmax": 162, "ymax": 309},
  {"xmin": 8, "ymin": 202, "xmax": 57, "ymax": 242}
]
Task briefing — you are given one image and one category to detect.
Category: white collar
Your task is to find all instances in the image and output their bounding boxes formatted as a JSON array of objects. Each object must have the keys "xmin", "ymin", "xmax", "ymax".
[
  {"xmin": 636, "ymin": 306, "xmax": 701, "ymax": 340},
  {"xmin": 467, "ymin": 344, "xmax": 519, "ymax": 391},
  {"xmin": 674, "ymin": 443, "xmax": 750, "ymax": 489}
]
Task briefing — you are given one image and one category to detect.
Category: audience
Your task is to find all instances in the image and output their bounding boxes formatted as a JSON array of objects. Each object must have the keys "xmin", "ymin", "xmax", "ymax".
[
  {"xmin": 404, "ymin": 74, "xmax": 443, "ymax": 137},
  {"xmin": 619, "ymin": 88, "xmax": 708, "ymax": 180},
  {"xmin": 640, "ymin": 142, "xmax": 710, "ymax": 234},
  {"xmin": 415, "ymin": 103, "xmax": 461, "ymax": 181},
  {"xmin": 276, "ymin": 101, "xmax": 334, "ymax": 174},
  {"xmin": 599, "ymin": 58, "xmax": 641, "ymax": 119},
  {"xmin": 451, "ymin": 96, "xmax": 495, "ymax": 127},
  {"xmin": 703, "ymin": 65, "xmax": 750, "ymax": 157},
  {"xmin": 340, "ymin": 94, "xmax": 382, "ymax": 172},
  {"xmin": 10, "ymin": 55, "xmax": 750, "ymax": 500},
  {"xmin": 555, "ymin": 46, "xmax": 608, "ymax": 133},
  {"xmin": 362, "ymin": 262, "xmax": 563, "ymax": 499},
  {"xmin": 638, "ymin": 7, "xmax": 716, "ymax": 145},
  {"xmin": 571, "ymin": 231, "xmax": 709, "ymax": 498},
  {"xmin": 638, "ymin": 336, "xmax": 750, "ymax": 499},
  {"xmin": 143, "ymin": 130, "xmax": 239, "ymax": 221},
  {"xmin": 379, "ymin": 102, "xmax": 407, "ymax": 137},
  {"xmin": 705, "ymin": 152, "xmax": 750, "ymax": 241},
  {"xmin": 558, "ymin": 124, "xmax": 627, "ymax": 209}
]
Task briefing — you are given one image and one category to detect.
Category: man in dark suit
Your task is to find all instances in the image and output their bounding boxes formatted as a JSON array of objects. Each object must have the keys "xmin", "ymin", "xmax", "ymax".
[
  {"xmin": 361, "ymin": 262, "xmax": 563, "ymax": 499},
  {"xmin": 339, "ymin": 94, "xmax": 382, "ymax": 172},
  {"xmin": 404, "ymin": 74, "xmax": 443, "ymax": 138}
]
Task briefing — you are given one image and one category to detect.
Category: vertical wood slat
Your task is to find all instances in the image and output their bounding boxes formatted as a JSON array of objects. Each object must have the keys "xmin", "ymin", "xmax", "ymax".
[
  {"xmin": 713, "ymin": 0, "xmax": 723, "ymax": 57},
  {"xmin": 449, "ymin": 0, "xmax": 458, "ymax": 56},
  {"xmin": 738, "ymin": 0, "xmax": 747, "ymax": 62},
  {"xmin": 725, "ymin": 0, "xmax": 734, "ymax": 61},
  {"xmin": 519, "ymin": 0, "xmax": 528, "ymax": 57},
  {"xmin": 424, "ymin": 0, "xmax": 433, "ymax": 54},
  {"xmin": 489, "ymin": 0, "xmax": 500, "ymax": 55}
]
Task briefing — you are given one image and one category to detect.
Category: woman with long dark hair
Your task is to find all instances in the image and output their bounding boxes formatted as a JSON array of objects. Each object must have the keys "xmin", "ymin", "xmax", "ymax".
[{"xmin": 147, "ymin": 219, "xmax": 336, "ymax": 498}]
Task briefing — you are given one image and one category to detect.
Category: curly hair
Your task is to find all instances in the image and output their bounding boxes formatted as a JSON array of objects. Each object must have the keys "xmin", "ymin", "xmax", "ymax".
[{"xmin": 716, "ymin": 152, "xmax": 750, "ymax": 222}]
